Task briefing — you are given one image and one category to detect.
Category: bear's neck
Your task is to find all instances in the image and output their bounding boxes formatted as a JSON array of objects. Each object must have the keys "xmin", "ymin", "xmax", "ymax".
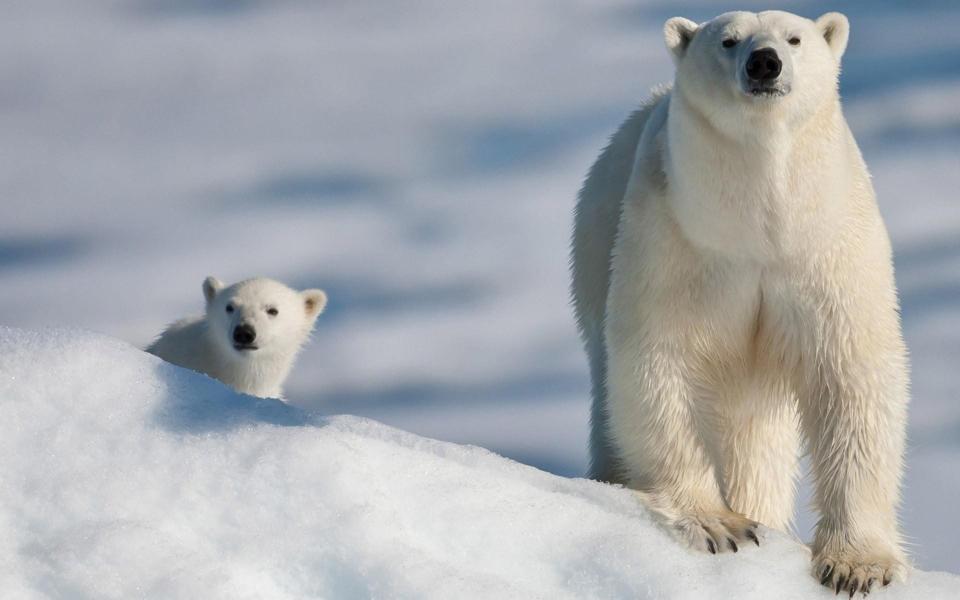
[
  {"xmin": 663, "ymin": 87, "xmax": 849, "ymax": 261},
  {"xmin": 229, "ymin": 352, "xmax": 296, "ymax": 399},
  {"xmin": 201, "ymin": 330, "xmax": 299, "ymax": 399}
]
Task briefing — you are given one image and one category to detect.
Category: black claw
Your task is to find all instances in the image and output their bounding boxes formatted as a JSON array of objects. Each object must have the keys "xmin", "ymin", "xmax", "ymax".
[
  {"xmin": 835, "ymin": 575, "xmax": 846, "ymax": 595},
  {"xmin": 848, "ymin": 579, "xmax": 859, "ymax": 598},
  {"xmin": 882, "ymin": 575, "xmax": 891, "ymax": 587},
  {"xmin": 865, "ymin": 577, "xmax": 876, "ymax": 594},
  {"xmin": 746, "ymin": 529, "xmax": 760, "ymax": 547},
  {"xmin": 728, "ymin": 538, "xmax": 738, "ymax": 553},
  {"xmin": 706, "ymin": 538, "xmax": 717, "ymax": 554},
  {"xmin": 820, "ymin": 564, "xmax": 835, "ymax": 586}
]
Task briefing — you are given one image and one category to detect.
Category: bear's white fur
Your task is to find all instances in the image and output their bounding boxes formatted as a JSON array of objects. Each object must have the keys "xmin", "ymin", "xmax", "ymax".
[
  {"xmin": 571, "ymin": 10, "xmax": 908, "ymax": 594},
  {"xmin": 147, "ymin": 277, "xmax": 327, "ymax": 399}
]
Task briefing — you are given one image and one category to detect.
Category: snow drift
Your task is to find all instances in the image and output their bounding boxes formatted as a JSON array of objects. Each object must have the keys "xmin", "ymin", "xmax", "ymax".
[{"xmin": 0, "ymin": 327, "xmax": 956, "ymax": 599}]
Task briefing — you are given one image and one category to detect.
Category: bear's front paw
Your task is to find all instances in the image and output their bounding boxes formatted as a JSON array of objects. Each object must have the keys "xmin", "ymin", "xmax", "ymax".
[
  {"xmin": 813, "ymin": 549, "xmax": 907, "ymax": 597},
  {"xmin": 673, "ymin": 510, "xmax": 761, "ymax": 554}
]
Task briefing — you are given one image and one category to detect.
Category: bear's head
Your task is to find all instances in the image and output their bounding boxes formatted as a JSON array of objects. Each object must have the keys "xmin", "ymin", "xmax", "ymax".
[
  {"xmin": 664, "ymin": 10, "xmax": 849, "ymax": 132},
  {"xmin": 202, "ymin": 276, "xmax": 327, "ymax": 360}
]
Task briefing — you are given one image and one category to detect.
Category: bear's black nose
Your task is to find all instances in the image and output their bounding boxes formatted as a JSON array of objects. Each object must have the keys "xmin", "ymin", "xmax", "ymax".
[
  {"xmin": 233, "ymin": 323, "xmax": 256, "ymax": 345},
  {"xmin": 745, "ymin": 48, "xmax": 782, "ymax": 81}
]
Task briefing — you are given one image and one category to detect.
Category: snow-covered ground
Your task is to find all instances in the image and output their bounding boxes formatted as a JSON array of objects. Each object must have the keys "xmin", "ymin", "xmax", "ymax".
[
  {"xmin": 1, "ymin": 327, "xmax": 958, "ymax": 598},
  {"xmin": 1, "ymin": 0, "xmax": 958, "ymax": 575}
]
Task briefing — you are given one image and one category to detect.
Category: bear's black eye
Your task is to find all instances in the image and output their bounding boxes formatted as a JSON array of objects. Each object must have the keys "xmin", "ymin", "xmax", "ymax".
[
  {"xmin": 788, "ymin": 36, "xmax": 801, "ymax": 46},
  {"xmin": 226, "ymin": 304, "xmax": 234, "ymax": 314},
  {"xmin": 722, "ymin": 38, "xmax": 738, "ymax": 49},
  {"xmin": 267, "ymin": 307, "xmax": 279, "ymax": 316}
]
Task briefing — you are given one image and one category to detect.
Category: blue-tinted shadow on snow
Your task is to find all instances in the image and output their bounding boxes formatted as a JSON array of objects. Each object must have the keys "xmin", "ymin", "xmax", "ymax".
[
  {"xmin": 0, "ymin": 236, "xmax": 87, "ymax": 272},
  {"xmin": 498, "ymin": 448, "xmax": 585, "ymax": 479},
  {"xmin": 132, "ymin": 0, "xmax": 259, "ymax": 19},
  {"xmin": 842, "ymin": 46, "xmax": 960, "ymax": 99},
  {"xmin": 438, "ymin": 106, "xmax": 627, "ymax": 175},
  {"xmin": 897, "ymin": 235, "xmax": 960, "ymax": 270},
  {"xmin": 858, "ymin": 123, "xmax": 960, "ymax": 157},
  {"xmin": 286, "ymin": 275, "xmax": 488, "ymax": 325},
  {"xmin": 295, "ymin": 371, "xmax": 590, "ymax": 477},
  {"xmin": 310, "ymin": 369, "xmax": 587, "ymax": 414},
  {"xmin": 895, "ymin": 235, "xmax": 960, "ymax": 322},
  {"xmin": 900, "ymin": 282, "xmax": 960, "ymax": 323},
  {"xmin": 215, "ymin": 170, "xmax": 391, "ymax": 211},
  {"xmin": 150, "ymin": 362, "xmax": 323, "ymax": 434}
]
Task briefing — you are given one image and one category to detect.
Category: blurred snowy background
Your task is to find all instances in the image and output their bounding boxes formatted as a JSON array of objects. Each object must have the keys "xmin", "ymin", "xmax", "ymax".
[{"xmin": 1, "ymin": 0, "xmax": 957, "ymax": 572}]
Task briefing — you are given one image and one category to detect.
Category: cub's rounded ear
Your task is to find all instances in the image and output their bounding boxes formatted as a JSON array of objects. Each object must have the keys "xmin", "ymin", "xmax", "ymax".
[
  {"xmin": 816, "ymin": 12, "xmax": 849, "ymax": 60},
  {"xmin": 303, "ymin": 289, "xmax": 328, "ymax": 318},
  {"xmin": 203, "ymin": 276, "xmax": 224, "ymax": 304},
  {"xmin": 664, "ymin": 17, "xmax": 698, "ymax": 63}
]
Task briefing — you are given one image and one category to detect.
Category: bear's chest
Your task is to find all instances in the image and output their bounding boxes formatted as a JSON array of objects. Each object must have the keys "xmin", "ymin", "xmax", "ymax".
[{"xmin": 664, "ymin": 145, "xmax": 839, "ymax": 264}]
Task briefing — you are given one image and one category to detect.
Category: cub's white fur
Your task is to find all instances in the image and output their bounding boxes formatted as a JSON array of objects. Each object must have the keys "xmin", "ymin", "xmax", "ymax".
[
  {"xmin": 571, "ymin": 10, "xmax": 908, "ymax": 594},
  {"xmin": 148, "ymin": 277, "xmax": 327, "ymax": 399}
]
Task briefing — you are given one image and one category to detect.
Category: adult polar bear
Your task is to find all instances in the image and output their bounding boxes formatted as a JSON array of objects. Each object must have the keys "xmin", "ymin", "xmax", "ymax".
[{"xmin": 571, "ymin": 10, "xmax": 908, "ymax": 594}]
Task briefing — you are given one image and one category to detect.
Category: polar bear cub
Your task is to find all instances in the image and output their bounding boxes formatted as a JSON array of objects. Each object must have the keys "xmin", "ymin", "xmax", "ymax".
[
  {"xmin": 571, "ymin": 10, "xmax": 908, "ymax": 595},
  {"xmin": 148, "ymin": 277, "xmax": 327, "ymax": 399}
]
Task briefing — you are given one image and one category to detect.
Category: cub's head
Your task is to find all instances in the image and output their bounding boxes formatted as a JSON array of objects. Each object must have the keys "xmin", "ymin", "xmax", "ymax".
[
  {"xmin": 664, "ymin": 10, "xmax": 849, "ymax": 129},
  {"xmin": 202, "ymin": 276, "xmax": 327, "ymax": 360}
]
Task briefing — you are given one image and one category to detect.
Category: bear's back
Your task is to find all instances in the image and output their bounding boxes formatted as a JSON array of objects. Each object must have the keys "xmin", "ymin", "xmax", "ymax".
[{"xmin": 146, "ymin": 316, "xmax": 217, "ymax": 375}]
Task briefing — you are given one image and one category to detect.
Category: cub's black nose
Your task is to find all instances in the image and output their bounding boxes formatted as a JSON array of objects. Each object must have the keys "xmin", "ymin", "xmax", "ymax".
[
  {"xmin": 233, "ymin": 323, "xmax": 256, "ymax": 345},
  {"xmin": 746, "ymin": 48, "xmax": 782, "ymax": 81}
]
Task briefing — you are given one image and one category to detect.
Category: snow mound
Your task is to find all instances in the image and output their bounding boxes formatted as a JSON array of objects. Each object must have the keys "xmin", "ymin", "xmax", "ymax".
[{"xmin": 0, "ymin": 327, "xmax": 956, "ymax": 599}]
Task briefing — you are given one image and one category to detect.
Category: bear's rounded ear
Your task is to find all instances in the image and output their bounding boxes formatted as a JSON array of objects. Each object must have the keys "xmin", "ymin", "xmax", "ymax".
[
  {"xmin": 203, "ymin": 276, "xmax": 224, "ymax": 304},
  {"xmin": 816, "ymin": 12, "xmax": 849, "ymax": 60},
  {"xmin": 664, "ymin": 17, "xmax": 698, "ymax": 64},
  {"xmin": 302, "ymin": 289, "xmax": 328, "ymax": 319}
]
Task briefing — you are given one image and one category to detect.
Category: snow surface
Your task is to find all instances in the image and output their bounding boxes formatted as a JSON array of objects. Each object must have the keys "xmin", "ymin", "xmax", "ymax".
[
  {"xmin": 1, "ymin": 0, "xmax": 958, "ymax": 574},
  {"xmin": 1, "ymin": 327, "xmax": 958, "ymax": 599}
]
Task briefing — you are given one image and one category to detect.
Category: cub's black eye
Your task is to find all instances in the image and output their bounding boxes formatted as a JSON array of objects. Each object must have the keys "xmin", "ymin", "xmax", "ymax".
[
  {"xmin": 267, "ymin": 307, "xmax": 279, "ymax": 316},
  {"xmin": 788, "ymin": 36, "xmax": 801, "ymax": 46},
  {"xmin": 225, "ymin": 304, "xmax": 234, "ymax": 313},
  {"xmin": 722, "ymin": 38, "xmax": 738, "ymax": 49}
]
